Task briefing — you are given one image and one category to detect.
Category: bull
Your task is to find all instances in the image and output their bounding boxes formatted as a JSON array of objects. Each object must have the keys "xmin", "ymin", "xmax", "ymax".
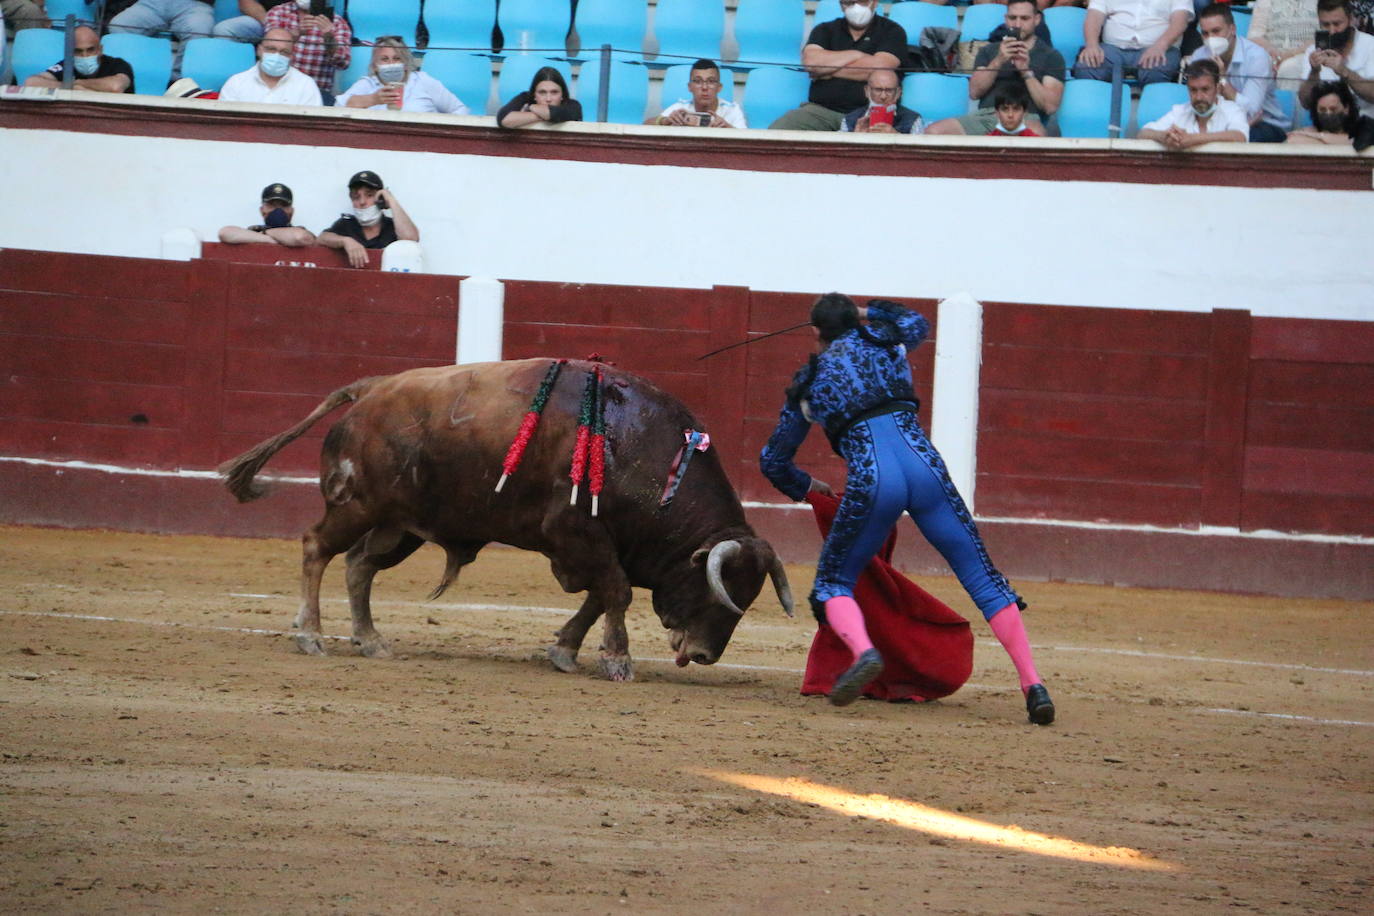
[{"xmin": 219, "ymin": 359, "xmax": 793, "ymax": 680}]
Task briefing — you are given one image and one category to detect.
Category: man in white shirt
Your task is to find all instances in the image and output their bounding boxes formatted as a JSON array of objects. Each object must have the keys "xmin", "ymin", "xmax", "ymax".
[
  {"xmin": 646, "ymin": 59, "xmax": 747, "ymax": 128},
  {"xmin": 1075, "ymin": 0, "xmax": 1193, "ymax": 85},
  {"xmin": 219, "ymin": 28, "xmax": 323, "ymax": 106},
  {"xmin": 1189, "ymin": 2, "xmax": 1289, "ymax": 142},
  {"xmin": 1297, "ymin": 0, "xmax": 1374, "ymax": 118},
  {"xmin": 1138, "ymin": 58, "xmax": 1249, "ymax": 147}
]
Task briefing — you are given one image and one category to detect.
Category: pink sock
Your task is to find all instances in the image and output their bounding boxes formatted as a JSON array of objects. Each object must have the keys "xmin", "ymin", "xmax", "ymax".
[
  {"xmin": 823, "ymin": 596, "xmax": 874, "ymax": 661},
  {"xmin": 987, "ymin": 603, "xmax": 1041, "ymax": 692}
]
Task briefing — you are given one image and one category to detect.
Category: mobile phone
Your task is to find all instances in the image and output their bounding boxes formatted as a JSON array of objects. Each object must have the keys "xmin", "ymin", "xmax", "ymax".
[
  {"xmin": 694, "ymin": 112, "xmax": 712, "ymax": 126},
  {"xmin": 1315, "ymin": 30, "xmax": 1332, "ymax": 50},
  {"xmin": 1002, "ymin": 31, "xmax": 1021, "ymax": 43},
  {"xmin": 868, "ymin": 105, "xmax": 893, "ymax": 126},
  {"xmin": 310, "ymin": 0, "xmax": 334, "ymax": 17},
  {"xmin": 377, "ymin": 193, "xmax": 388, "ymax": 208}
]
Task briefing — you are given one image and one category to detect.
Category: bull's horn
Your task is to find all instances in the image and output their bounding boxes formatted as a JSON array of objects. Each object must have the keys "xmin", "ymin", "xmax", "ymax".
[
  {"xmin": 769, "ymin": 554, "xmax": 794, "ymax": 618},
  {"xmin": 706, "ymin": 540, "xmax": 745, "ymax": 617}
]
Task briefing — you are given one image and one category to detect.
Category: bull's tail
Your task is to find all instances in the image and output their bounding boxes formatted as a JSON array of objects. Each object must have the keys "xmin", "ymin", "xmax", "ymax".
[
  {"xmin": 426, "ymin": 550, "xmax": 464, "ymax": 601},
  {"xmin": 219, "ymin": 379, "xmax": 377, "ymax": 503}
]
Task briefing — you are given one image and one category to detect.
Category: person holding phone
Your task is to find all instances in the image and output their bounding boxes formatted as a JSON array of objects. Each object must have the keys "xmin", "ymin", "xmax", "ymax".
[
  {"xmin": 646, "ymin": 59, "xmax": 747, "ymax": 128},
  {"xmin": 759, "ymin": 294, "xmax": 1055, "ymax": 723},
  {"xmin": 338, "ymin": 36, "xmax": 470, "ymax": 114},
  {"xmin": 262, "ymin": 0, "xmax": 352, "ymax": 100},
  {"xmin": 840, "ymin": 68, "xmax": 923, "ymax": 133},
  {"xmin": 317, "ymin": 171, "xmax": 420, "ymax": 269},
  {"xmin": 1297, "ymin": 0, "xmax": 1374, "ymax": 118},
  {"xmin": 497, "ymin": 66, "xmax": 583, "ymax": 128}
]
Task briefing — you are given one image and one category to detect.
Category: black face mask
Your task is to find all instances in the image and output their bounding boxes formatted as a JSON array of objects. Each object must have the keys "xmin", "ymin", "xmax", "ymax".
[
  {"xmin": 1315, "ymin": 111, "xmax": 1347, "ymax": 133},
  {"xmin": 264, "ymin": 207, "xmax": 291, "ymax": 228},
  {"xmin": 1330, "ymin": 26, "xmax": 1355, "ymax": 48}
]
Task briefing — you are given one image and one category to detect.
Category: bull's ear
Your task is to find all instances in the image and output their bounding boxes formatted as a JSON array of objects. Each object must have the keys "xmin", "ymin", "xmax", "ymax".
[{"xmin": 691, "ymin": 547, "xmax": 709, "ymax": 566}]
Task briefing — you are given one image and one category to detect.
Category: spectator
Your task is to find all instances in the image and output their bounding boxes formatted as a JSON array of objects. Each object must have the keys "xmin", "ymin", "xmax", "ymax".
[
  {"xmin": 23, "ymin": 24, "xmax": 135, "ymax": 94},
  {"xmin": 840, "ymin": 68, "xmax": 924, "ymax": 133},
  {"xmin": 218, "ymin": 182, "xmax": 315, "ymax": 247},
  {"xmin": 1298, "ymin": 0, "xmax": 1374, "ymax": 118},
  {"xmin": 262, "ymin": 0, "xmax": 350, "ymax": 99},
  {"xmin": 317, "ymin": 170, "xmax": 420, "ymax": 269},
  {"xmin": 1188, "ymin": 3, "xmax": 1288, "ymax": 142},
  {"xmin": 770, "ymin": 0, "xmax": 907, "ymax": 131},
  {"xmin": 108, "ymin": 0, "xmax": 216, "ymax": 80},
  {"xmin": 1137, "ymin": 57, "xmax": 1248, "ymax": 147},
  {"xmin": 212, "ymin": 0, "xmax": 292, "ymax": 42},
  {"xmin": 338, "ymin": 36, "xmax": 469, "ymax": 114},
  {"xmin": 497, "ymin": 66, "xmax": 583, "ymax": 128},
  {"xmin": 1355, "ymin": 0, "xmax": 1374, "ymax": 35},
  {"xmin": 1286, "ymin": 78, "xmax": 1373, "ymax": 144},
  {"xmin": 1074, "ymin": 0, "xmax": 1193, "ymax": 86},
  {"xmin": 927, "ymin": 0, "xmax": 1064, "ymax": 135},
  {"xmin": 646, "ymin": 58, "xmax": 746, "ymax": 128},
  {"xmin": 988, "ymin": 83, "xmax": 1041, "ymax": 134},
  {"xmin": 219, "ymin": 28, "xmax": 323, "ymax": 105},
  {"xmin": 2, "ymin": 0, "xmax": 47, "ymax": 36}
]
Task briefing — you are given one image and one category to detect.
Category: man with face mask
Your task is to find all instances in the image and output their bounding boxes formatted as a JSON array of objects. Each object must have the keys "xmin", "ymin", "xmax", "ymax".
[
  {"xmin": 317, "ymin": 171, "xmax": 420, "ymax": 270},
  {"xmin": 219, "ymin": 27, "xmax": 323, "ymax": 106},
  {"xmin": 262, "ymin": 0, "xmax": 351, "ymax": 98},
  {"xmin": 1298, "ymin": 0, "xmax": 1374, "ymax": 118},
  {"xmin": 1137, "ymin": 57, "xmax": 1249, "ymax": 147},
  {"xmin": 218, "ymin": 183, "xmax": 316, "ymax": 247},
  {"xmin": 23, "ymin": 25, "xmax": 135, "ymax": 94},
  {"xmin": 1187, "ymin": 3, "xmax": 1288, "ymax": 142},
  {"xmin": 769, "ymin": 0, "xmax": 908, "ymax": 131}
]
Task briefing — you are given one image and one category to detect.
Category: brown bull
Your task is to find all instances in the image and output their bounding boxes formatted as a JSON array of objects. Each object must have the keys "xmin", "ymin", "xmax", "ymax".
[{"xmin": 220, "ymin": 359, "xmax": 793, "ymax": 680}]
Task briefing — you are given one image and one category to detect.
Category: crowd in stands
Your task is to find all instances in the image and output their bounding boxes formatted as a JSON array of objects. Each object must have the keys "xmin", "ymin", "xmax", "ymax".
[{"xmin": 3, "ymin": 0, "xmax": 1371, "ymax": 148}]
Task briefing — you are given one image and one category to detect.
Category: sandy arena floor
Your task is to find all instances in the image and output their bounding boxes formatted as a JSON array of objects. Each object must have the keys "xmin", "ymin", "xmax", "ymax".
[{"xmin": 1, "ymin": 525, "xmax": 1370, "ymax": 914}]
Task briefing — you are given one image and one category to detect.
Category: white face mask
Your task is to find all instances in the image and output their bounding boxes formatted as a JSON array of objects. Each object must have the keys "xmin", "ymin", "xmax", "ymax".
[
  {"xmin": 1204, "ymin": 35, "xmax": 1230, "ymax": 57},
  {"xmin": 376, "ymin": 63, "xmax": 406, "ymax": 85},
  {"xmin": 1192, "ymin": 101, "xmax": 1218, "ymax": 118},
  {"xmin": 353, "ymin": 205, "xmax": 382, "ymax": 226},
  {"xmin": 844, "ymin": 3, "xmax": 875, "ymax": 29}
]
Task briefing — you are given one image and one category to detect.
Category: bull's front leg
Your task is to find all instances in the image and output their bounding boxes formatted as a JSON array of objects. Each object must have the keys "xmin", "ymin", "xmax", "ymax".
[
  {"xmin": 548, "ymin": 594, "xmax": 601, "ymax": 674},
  {"xmin": 596, "ymin": 583, "xmax": 635, "ymax": 682}
]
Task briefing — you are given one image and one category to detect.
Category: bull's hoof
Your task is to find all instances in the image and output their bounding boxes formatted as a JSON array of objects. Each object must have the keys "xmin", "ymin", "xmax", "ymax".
[
  {"xmin": 547, "ymin": 645, "xmax": 579, "ymax": 673},
  {"xmin": 598, "ymin": 653, "xmax": 635, "ymax": 682},
  {"xmin": 293, "ymin": 632, "xmax": 328, "ymax": 656},
  {"xmin": 354, "ymin": 636, "xmax": 392, "ymax": 659}
]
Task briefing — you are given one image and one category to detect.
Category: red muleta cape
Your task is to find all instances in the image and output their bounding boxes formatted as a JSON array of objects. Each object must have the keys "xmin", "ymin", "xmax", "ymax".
[{"xmin": 800, "ymin": 491, "xmax": 974, "ymax": 702}]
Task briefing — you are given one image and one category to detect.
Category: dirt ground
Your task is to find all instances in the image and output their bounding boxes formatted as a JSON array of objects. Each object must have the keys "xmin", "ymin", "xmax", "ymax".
[{"xmin": 1, "ymin": 525, "xmax": 1370, "ymax": 915}]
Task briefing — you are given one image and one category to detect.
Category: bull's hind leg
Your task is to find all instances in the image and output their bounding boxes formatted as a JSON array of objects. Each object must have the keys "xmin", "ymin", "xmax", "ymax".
[
  {"xmin": 296, "ymin": 505, "xmax": 375, "ymax": 656},
  {"xmin": 343, "ymin": 528, "xmax": 424, "ymax": 658}
]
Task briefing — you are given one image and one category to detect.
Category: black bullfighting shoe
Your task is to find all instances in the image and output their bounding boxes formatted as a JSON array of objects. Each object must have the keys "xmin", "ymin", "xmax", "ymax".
[
  {"xmin": 1025, "ymin": 683, "xmax": 1055, "ymax": 725},
  {"xmin": 829, "ymin": 648, "xmax": 884, "ymax": 707}
]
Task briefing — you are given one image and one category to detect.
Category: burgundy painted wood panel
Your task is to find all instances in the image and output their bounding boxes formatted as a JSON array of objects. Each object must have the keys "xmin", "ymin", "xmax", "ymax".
[
  {"xmin": 503, "ymin": 325, "xmax": 709, "ymax": 374},
  {"xmin": 979, "ymin": 430, "xmax": 1205, "ymax": 487},
  {"xmin": 0, "ymin": 249, "xmax": 188, "ymax": 300},
  {"xmin": 201, "ymin": 242, "xmax": 370, "ymax": 271},
  {"xmin": 1251, "ymin": 317, "xmax": 1374, "ymax": 364},
  {"xmin": 1241, "ymin": 491, "xmax": 1374, "ymax": 537},
  {"xmin": 0, "ymin": 376, "xmax": 184, "ymax": 427},
  {"xmin": 1247, "ymin": 361, "xmax": 1374, "ymax": 409},
  {"xmin": 0, "ymin": 292, "xmax": 191, "ymax": 344},
  {"xmin": 225, "ymin": 306, "xmax": 455, "ymax": 358},
  {"xmin": 982, "ymin": 345, "xmax": 1210, "ymax": 399},
  {"xmin": 228, "ymin": 263, "xmax": 458, "ymax": 319},
  {"xmin": 1245, "ymin": 402, "xmax": 1374, "ymax": 452},
  {"xmin": 5, "ymin": 417, "xmax": 182, "ymax": 465},
  {"xmin": 1244, "ymin": 446, "xmax": 1374, "ymax": 497},
  {"xmin": 222, "ymin": 347, "xmax": 443, "ymax": 393},
  {"xmin": 976, "ymin": 474, "xmax": 1201, "ymax": 527},
  {"xmin": 985, "ymin": 303, "xmax": 1211, "ymax": 354},
  {"xmin": 980, "ymin": 389, "xmax": 1206, "ymax": 441},
  {"xmin": 0, "ymin": 334, "xmax": 186, "ymax": 386},
  {"xmin": 504, "ymin": 280, "xmax": 714, "ymax": 331}
]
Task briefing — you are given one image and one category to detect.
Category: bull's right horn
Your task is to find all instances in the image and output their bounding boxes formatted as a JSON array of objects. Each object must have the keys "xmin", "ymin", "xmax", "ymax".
[
  {"xmin": 768, "ymin": 554, "xmax": 794, "ymax": 617},
  {"xmin": 706, "ymin": 540, "xmax": 745, "ymax": 616}
]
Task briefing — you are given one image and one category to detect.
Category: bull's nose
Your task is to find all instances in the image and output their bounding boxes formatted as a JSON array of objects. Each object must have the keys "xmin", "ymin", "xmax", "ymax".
[{"xmin": 690, "ymin": 651, "xmax": 716, "ymax": 665}]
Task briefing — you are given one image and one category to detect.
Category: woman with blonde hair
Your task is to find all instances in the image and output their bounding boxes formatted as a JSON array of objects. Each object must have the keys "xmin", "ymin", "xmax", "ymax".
[{"xmin": 338, "ymin": 36, "xmax": 470, "ymax": 114}]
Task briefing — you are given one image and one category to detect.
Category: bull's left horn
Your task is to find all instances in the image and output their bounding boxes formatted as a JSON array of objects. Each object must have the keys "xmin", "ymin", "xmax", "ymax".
[
  {"xmin": 769, "ymin": 554, "xmax": 794, "ymax": 618},
  {"xmin": 706, "ymin": 540, "xmax": 745, "ymax": 616}
]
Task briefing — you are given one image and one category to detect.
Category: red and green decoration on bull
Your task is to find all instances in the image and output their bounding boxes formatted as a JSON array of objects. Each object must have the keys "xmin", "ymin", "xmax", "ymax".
[{"xmin": 495, "ymin": 358, "xmax": 566, "ymax": 494}]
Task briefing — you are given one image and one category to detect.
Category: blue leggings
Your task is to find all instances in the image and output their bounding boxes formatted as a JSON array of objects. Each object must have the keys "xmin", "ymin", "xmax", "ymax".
[{"xmin": 812, "ymin": 412, "xmax": 1019, "ymax": 621}]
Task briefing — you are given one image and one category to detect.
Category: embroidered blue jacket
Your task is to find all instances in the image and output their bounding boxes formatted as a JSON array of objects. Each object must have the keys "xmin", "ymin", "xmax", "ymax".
[{"xmin": 759, "ymin": 301, "xmax": 929, "ymax": 501}]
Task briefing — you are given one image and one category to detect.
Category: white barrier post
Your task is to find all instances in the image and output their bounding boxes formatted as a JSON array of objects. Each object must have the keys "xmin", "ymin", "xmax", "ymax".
[
  {"xmin": 456, "ymin": 277, "xmax": 504, "ymax": 365},
  {"xmin": 930, "ymin": 292, "xmax": 984, "ymax": 512},
  {"xmin": 160, "ymin": 228, "xmax": 201, "ymax": 261},
  {"xmin": 381, "ymin": 240, "xmax": 423, "ymax": 272}
]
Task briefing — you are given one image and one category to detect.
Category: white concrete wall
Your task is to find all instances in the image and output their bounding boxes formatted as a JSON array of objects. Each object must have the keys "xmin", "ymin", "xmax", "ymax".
[{"xmin": 4, "ymin": 125, "xmax": 1372, "ymax": 321}]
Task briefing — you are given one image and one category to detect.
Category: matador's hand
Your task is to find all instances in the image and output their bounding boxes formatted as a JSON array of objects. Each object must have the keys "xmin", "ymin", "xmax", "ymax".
[{"xmin": 808, "ymin": 478, "xmax": 835, "ymax": 497}]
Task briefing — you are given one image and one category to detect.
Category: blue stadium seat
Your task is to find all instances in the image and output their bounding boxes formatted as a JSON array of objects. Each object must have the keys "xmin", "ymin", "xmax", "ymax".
[
  {"xmin": 334, "ymin": 51, "xmax": 372, "ymax": 96},
  {"xmin": 653, "ymin": 0, "xmax": 725, "ymax": 65},
  {"xmin": 960, "ymin": 3, "xmax": 1008, "ymax": 42},
  {"xmin": 1132, "ymin": 81, "xmax": 1187, "ymax": 135},
  {"xmin": 423, "ymin": 0, "xmax": 497, "ymax": 54},
  {"xmin": 1233, "ymin": 11, "xmax": 1252, "ymax": 38},
  {"xmin": 419, "ymin": 50, "xmax": 494, "ymax": 114},
  {"xmin": 498, "ymin": 55, "xmax": 573, "ymax": 107},
  {"xmin": 1043, "ymin": 6, "xmax": 1087, "ymax": 67},
  {"xmin": 11, "ymin": 28, "xmax": 66, "ymax": 84},
  {"xmin": 659, "ymin": 62, "xmax": 735, "ymax": 109},
  {"xmin": 813, "ymin": 0, "xmax": 842, "ymax": 28},
  {"xmin": 741, "ymin": 65, "xmax": 812, "ymax": 128},
  {"xmin": 496, "ymin": 0, "xmax": 572, "ymax": 56},
  {"xmin": 43, "ymin": 0, "xmax": 97, "ymax": 26},
  {"xmin": 887, "ymin": 2, "xmax": 959, "ymax": 44},
  {"xmin": 1274, "ymin": 88, "xmax": 1308, "ymax": 129},
  {"xmin": 577, "ymin": 55, "xmax": 651, "ymax": 123},
  {"xmin": 1056, "ymin": 78, "xmax": 1113, "ymax": 137},
  {"xmin": 100, "ymin": 32, "xmax": 173, "ymax": 95},
  {"xmin": 346, "ymin": 0, "xmax": 422, "ymax": 47},
  {"xmin": 902, "ymin": 72, "xmax": 971, "ymax": 122},
  {"xmin": 180, "ymin": 37, "xmax": 254, "ymax": 92},
  {"xmin": 733, "ymin": 0, "xmax": 807, "ymax": 67},
  {"xmin": 572, "ymin": 0, "xmax": 648, "ymax": 59}
]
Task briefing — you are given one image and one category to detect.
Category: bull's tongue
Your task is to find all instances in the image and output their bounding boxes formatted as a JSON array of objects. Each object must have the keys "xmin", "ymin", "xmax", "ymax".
[{"xmin": 675, "ymin": 653, "xmax": 690, "ymax": 667}]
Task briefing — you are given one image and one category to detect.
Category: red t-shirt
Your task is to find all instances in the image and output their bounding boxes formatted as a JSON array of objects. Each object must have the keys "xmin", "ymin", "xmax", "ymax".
[{"xmin": 988, "ymin": 125, "xmax": 1038, "ymax": 136}]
